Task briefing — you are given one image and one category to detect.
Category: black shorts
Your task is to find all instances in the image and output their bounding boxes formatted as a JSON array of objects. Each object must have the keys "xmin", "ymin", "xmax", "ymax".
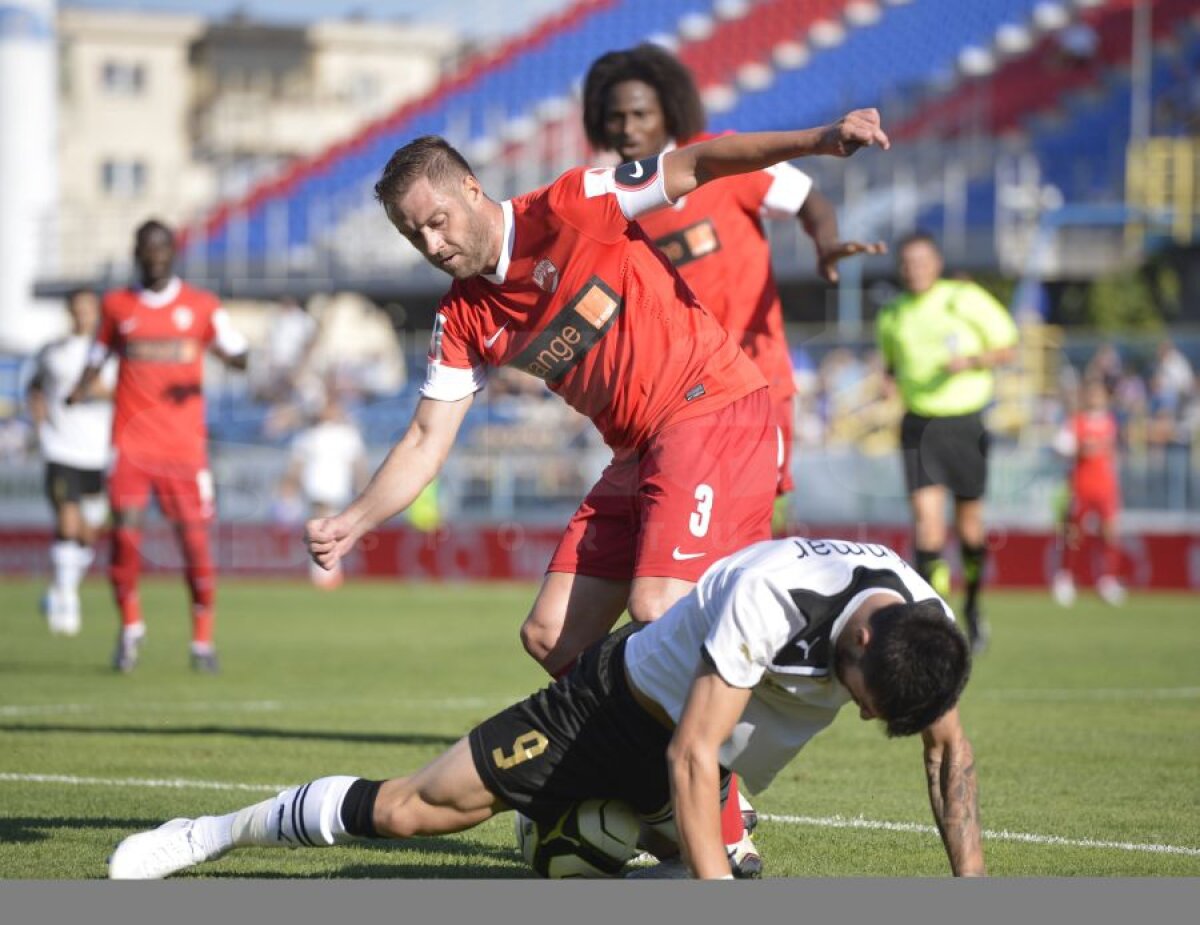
[
  {"xmin": 470, "ymin": 624, "xmax": 689, "ymax": 826},
  {"xmin": 900, "ymin": 410, "xmax": 990, "ymax": 500},
  {"xmin": 45, "ymin": 462, "xmax": 105, "ymax": 505}
]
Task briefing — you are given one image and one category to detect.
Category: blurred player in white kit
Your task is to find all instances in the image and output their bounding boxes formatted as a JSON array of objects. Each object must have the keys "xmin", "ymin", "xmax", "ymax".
[
  {"xmin": 282, "ymin": 394, "xmax": 368, "ymax": 589},
  {"xmin": 26, "ymin": 289, "xmax": 117, "ymax": 635}
]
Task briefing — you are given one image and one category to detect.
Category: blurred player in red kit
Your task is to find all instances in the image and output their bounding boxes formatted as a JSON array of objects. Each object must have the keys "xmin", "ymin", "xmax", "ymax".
[
  {"xmin": 69, "ymin": 220, "xmax": 249, "ymax": 672},
  {"xmin": 1052, "ymin": 377, "xmax": 1125, "ymax": 607},
  {"xmin": 583, "ymin": 44, "xmax": 885, "ymax": 508},
  {"xmin": 582, "ymin": 44, "xmax": 886, "ymax": 866}
]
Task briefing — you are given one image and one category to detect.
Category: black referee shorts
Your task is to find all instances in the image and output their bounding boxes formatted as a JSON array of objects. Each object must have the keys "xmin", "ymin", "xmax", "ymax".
[
  {"xmin": 469, "ymin": 624, "xmax": 681, "ymax": 827},
  {"xmin": 44, "ymin": 462, "xmax": 105, "ymax": 506},
  {"xmin": 900, "ymin": 410, "xmax": 990, "ymax": 500}
]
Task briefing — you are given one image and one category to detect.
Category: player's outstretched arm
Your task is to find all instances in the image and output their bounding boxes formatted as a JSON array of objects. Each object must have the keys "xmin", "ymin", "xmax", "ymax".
[
  {"xmin": 306, "ymin": 395, "xmax": 472, "ymax": 571},
  {"xmin": 797, "ymin": 188, "xmax": 888, "ymax": 284},
  {"xmin": 661, "ymin": 109, "xmax": 890, "ymax": 202},
  {"xmin": 667, "ymin": 663, "xmax": 754, "ymax": 879},
  {"xmin": 920, "ymin": 707, "xmax": 986, "ymax": 876}
]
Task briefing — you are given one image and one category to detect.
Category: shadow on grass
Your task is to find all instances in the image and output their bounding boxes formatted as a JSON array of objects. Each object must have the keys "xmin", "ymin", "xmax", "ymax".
[
  {"xmin": 0, "ymin": 816, "xmax": 165, "ymax": 845},
  {"xmin": 178, "ymin": 836, "xmax": 533, "ymax": 880},
  {"xmin": 0, "ymin": 723, "xmax": 458, "ymax": 748}
]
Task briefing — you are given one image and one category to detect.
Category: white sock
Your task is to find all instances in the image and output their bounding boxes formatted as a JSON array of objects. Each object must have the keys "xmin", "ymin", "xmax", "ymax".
[
  {"xmin": 201, "ymin": 775, "xmax": 360, "ymax": 852},
  {"xmin": 50, "ymin": 541, "xmax": 77, "ymax": 593}
]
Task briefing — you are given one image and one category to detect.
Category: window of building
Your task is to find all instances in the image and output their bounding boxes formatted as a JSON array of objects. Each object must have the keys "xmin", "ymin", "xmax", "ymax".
[
  {"xmin": 101, "ymin": 160, "xmax": 147, "ymax": 198},
  {"xmin": 102, "ymin": 60, "xmax": 145, "ymax": 95}
]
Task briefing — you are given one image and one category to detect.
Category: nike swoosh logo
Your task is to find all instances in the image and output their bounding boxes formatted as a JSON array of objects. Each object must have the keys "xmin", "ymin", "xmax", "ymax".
[
  {"xmin": 483, "ymin": 323, "xmax": 508, "ymax": 349},
  {"xmin": 629, "ymin": 160, "xmax": 644, "ymax": 179},
  {"xmin": 672, "ymin": 548, "xmax": 706, "ymax": 561}
]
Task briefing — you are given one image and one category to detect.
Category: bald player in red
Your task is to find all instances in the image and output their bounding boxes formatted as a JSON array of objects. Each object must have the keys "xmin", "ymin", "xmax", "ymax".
[
  {"xmin": 69, "ymin": 220, "xmax": 248, "ymax": 673},
  {"xmin": 583, "ymin": 45, "xmax": 885, "ymax": 502},
  {"xmin": 305, "ymin": 112, "xmax": 890, "ymax": 876}
]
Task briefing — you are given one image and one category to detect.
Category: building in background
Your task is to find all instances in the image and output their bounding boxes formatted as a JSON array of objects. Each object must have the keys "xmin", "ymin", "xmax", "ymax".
[{"xmin": 54, "ymin": 7, "xmax": 458, "ymax": 278}]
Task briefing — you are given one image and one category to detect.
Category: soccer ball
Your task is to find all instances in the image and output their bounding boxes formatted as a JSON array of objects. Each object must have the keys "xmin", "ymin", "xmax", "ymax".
[{"xmin": 515, "ymin": 799, "xmax": 641, "ymax": 878}]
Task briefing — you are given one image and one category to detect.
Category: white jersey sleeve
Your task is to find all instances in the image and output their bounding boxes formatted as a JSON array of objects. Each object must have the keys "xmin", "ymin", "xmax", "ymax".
[
  {"xmin": 703, "ymin": 572, "xmax": 805, "ymax": 689},
  {"xmin": 419, "ymin": 312, "xmax": 489, "ymax": 402},
  {"xmin": 760, "ymin": 162, "xmax": 813, "ymax": 218},
  {"xmin": 212, "ymin": 308, "xmax": 249, "ymax": 357},
  {"xmin": 582, "ymin": 153, "xmax": 673, "ymax": 220}
]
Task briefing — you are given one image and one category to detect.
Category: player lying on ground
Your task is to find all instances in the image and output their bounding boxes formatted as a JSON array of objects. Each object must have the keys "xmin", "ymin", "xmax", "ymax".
[{"xmin": 109, "ymin": 537, "xmax": 984, "ymax": 880}]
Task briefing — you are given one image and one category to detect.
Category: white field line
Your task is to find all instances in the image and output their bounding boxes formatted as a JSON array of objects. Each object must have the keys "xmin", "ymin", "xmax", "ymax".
[
  {"xmin": 3, "ymin": 687, "xmax": 1198, "ymax": 721},
  {"xmin": 973, "ymin": 687, "xmax": 1200, "ymax": 703},
  {"xmin": 759, "ymin": 812, "xmax": 1200, "ymax": 858},
  {"xmin": 1, "ymin": 771, "xmax": 1197, "ymax": 859},
  {"xmin": 0, "ymin": 697, "xmax": 509, "ymax": 719}
]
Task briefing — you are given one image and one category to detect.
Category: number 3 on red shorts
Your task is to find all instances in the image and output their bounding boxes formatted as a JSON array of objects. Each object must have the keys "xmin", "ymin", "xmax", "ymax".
[{"xmin": 689, "ymin": 483, "xmax": 714, "ymax": 538}]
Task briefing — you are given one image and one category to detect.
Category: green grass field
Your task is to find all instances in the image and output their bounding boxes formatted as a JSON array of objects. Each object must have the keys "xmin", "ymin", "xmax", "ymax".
[{"xmin": 1, "ymin": 576, "xmax": 1198, "ymax": 879}]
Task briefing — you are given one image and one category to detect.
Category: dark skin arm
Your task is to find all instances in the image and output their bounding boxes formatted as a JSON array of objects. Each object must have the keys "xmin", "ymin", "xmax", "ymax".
[
  {"xmin": 661, "ymin": 109, "xmax": 890, "ymax": 203},
  {"xmin": 797, "ymin": 188, "xmax": 888, "ymax": 284}
]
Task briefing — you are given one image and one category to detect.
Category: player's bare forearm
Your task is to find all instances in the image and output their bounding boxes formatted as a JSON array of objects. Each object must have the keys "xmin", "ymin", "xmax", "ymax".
[
  {"xmin": 26, "ymin": 387, "xmax": 47, "ymax": 425},
  {"xmin": 667, "ymin": 742, "xmax": 728, "ymax": 879},
  {"xmin": 922, "ymin": 717, "xmax": 985, "ymax": 876},
  {"xmin": 799, "ymin": 189, "xmax": 841, "ymax": 256},
  {"xmin": 662, "ymin": 109, "xmax": 889, "ymax": 200},
  {"xmin": 336, "ymin": 396, "xmax": 470, "ymax": 537}
]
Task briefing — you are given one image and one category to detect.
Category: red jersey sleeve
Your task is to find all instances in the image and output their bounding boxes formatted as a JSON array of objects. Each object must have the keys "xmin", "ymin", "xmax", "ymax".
[
  {"xmin": 419, "ymin": 290, "xmax": 490, "ymax": 402},
  {"xmin": 556, "ymin": 161, "xmax": 673, "ymax": 240}
]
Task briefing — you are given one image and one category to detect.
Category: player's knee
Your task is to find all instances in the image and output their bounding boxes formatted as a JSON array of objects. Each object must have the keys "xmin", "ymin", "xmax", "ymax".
[{"xmin": 627, "ymin": 590, "xmax": 670, "ymax": 625}]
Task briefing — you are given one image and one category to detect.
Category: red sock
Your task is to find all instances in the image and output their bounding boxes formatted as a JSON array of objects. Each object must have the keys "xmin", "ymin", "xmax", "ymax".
[
  {"xmin": 180, "ymin": 522, "xmax": 215, "ymax": 646},
  {"xmin": 110, "ymin": 525, "xmax": 143, "ymax": 628},
  {"xmin": 1101, "ymin": 536, "xmax": 1121, "ymax": 578},
  {"xmin": 721, "ymin": 774, "xmax": 745, "ymax": 844}
]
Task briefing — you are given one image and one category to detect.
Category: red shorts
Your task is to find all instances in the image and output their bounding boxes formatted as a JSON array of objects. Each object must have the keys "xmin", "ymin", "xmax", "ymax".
[
  {"xmin": 548, "ymin": 388, "xmax": 776, "ymax": 583},
  {"xmin": 775, "ymin": 393, "xmax": 795, "ymax": 495},
  {"xmin": 1068, "ymin": 482, "xmax": 1120, "ymax": 526},
  {"xmin": 109, "ymin": 451, "xmax": 215, "ymax": 524}
]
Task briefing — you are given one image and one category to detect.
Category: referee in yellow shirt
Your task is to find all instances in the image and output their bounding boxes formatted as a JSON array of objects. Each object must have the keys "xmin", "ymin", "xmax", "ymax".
[{"xmin": 877, "ymin": 232, "xmax": 1018, "ymax": 653}]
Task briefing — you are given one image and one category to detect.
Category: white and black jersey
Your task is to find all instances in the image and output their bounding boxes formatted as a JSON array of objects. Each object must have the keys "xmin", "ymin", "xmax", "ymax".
[
  {"xmin": 30, "ymin": 335, "xmax": 116, "ymax": 471},
  {"xmin": 624, "ymin": 537, "xmax": 957, "ymax": 792}
]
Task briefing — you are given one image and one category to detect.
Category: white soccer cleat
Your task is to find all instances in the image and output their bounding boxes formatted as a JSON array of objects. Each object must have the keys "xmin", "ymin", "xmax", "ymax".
[
  {"xmin": 1052, "ymin": 571, "xmax": 1076, "ymax": 608},
  {"xmin": 1096, "ymin": 575, "xmax": 1126, "ymax": 607},
  {"xmin": 108, "ymin": 818, "xmax": 227, "ymax": 879}
]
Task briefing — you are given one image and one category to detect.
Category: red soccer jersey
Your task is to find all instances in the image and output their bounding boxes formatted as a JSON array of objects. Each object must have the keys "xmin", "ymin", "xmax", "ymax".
[
  {"xmin": 1069, "ymin": 410, "xmax": 1118, "ymax": 492},
  {"xmin": 97, "ymin": 278, "xmax": 223, "ymax": 466},
  {"xmin": 632, "ymin": 135, "xmax": 813, "ymax": 402},
  {"xmin": 422, "ymin": 164, "xmax": 765, "ymax": 452}
]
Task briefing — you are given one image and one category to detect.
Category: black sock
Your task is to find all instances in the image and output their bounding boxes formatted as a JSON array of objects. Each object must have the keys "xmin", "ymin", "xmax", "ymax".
[
  {"xmin": 913, "ymin": 548, "xmax": 950, "ymax": 598},
  {"xmin": 961, "ymin": 542, "xmax": 986, "ymax": 616},
  {"xmin": 339, "ymin": 778, "xmax": 385, "ymax": 838}
]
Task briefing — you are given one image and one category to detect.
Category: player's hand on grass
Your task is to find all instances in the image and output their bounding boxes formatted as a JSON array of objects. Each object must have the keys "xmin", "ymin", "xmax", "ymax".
[
  {"xmin": 817, "ymin": 240, "xmax": 889, "ymax": 283},
  {"xmin": 818, "ymin": 109, "xmax": 890, "ymax": 157},
  {"xmin": 306, "ymin": 516, "xmax": 356, "ymax": 570}
]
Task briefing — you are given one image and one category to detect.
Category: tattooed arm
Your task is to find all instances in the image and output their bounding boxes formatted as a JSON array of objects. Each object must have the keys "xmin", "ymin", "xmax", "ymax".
[{"xmin": 921, "ymin": 707, "xmax": 986, "ymax": 876}]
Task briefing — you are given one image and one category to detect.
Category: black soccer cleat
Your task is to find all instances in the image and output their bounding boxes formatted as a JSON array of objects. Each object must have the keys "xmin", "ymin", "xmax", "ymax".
[{"xmin": 190, "ymin": 650, "xmax": 220, "ymax": 674}]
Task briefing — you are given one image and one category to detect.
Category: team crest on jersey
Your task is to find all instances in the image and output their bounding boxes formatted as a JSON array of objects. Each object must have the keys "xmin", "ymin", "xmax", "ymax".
[
  {"xmin": 118, "ymin": 318, "xmax": 138, "ymax": 334},
  {"xmin": 533, "ymin": 258, "xmax": 559, "ymax": 294},
  {"xmin": 172, "ymin": 306, "xmax": 194, "ymax": 332}
]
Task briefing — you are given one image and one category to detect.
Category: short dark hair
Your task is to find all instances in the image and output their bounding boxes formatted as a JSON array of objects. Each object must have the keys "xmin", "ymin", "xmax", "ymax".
[
  {"xmin": 134, "ymin": 219, "xmax": 174, "ymax": 247},
  {"xmin": 582, "ymin": 43, "xmax": 707, "ymax": 151},
  {"xmin": 374, "ymin": 136, "xmax": 475, "ymax": 206},
  {"xmin": 860, "ymin": 600, "xmax": 970, "ymax": 737},
  {"xmin": 896, "ymin": 229, "xmax": 941, "ymax": 254}
]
